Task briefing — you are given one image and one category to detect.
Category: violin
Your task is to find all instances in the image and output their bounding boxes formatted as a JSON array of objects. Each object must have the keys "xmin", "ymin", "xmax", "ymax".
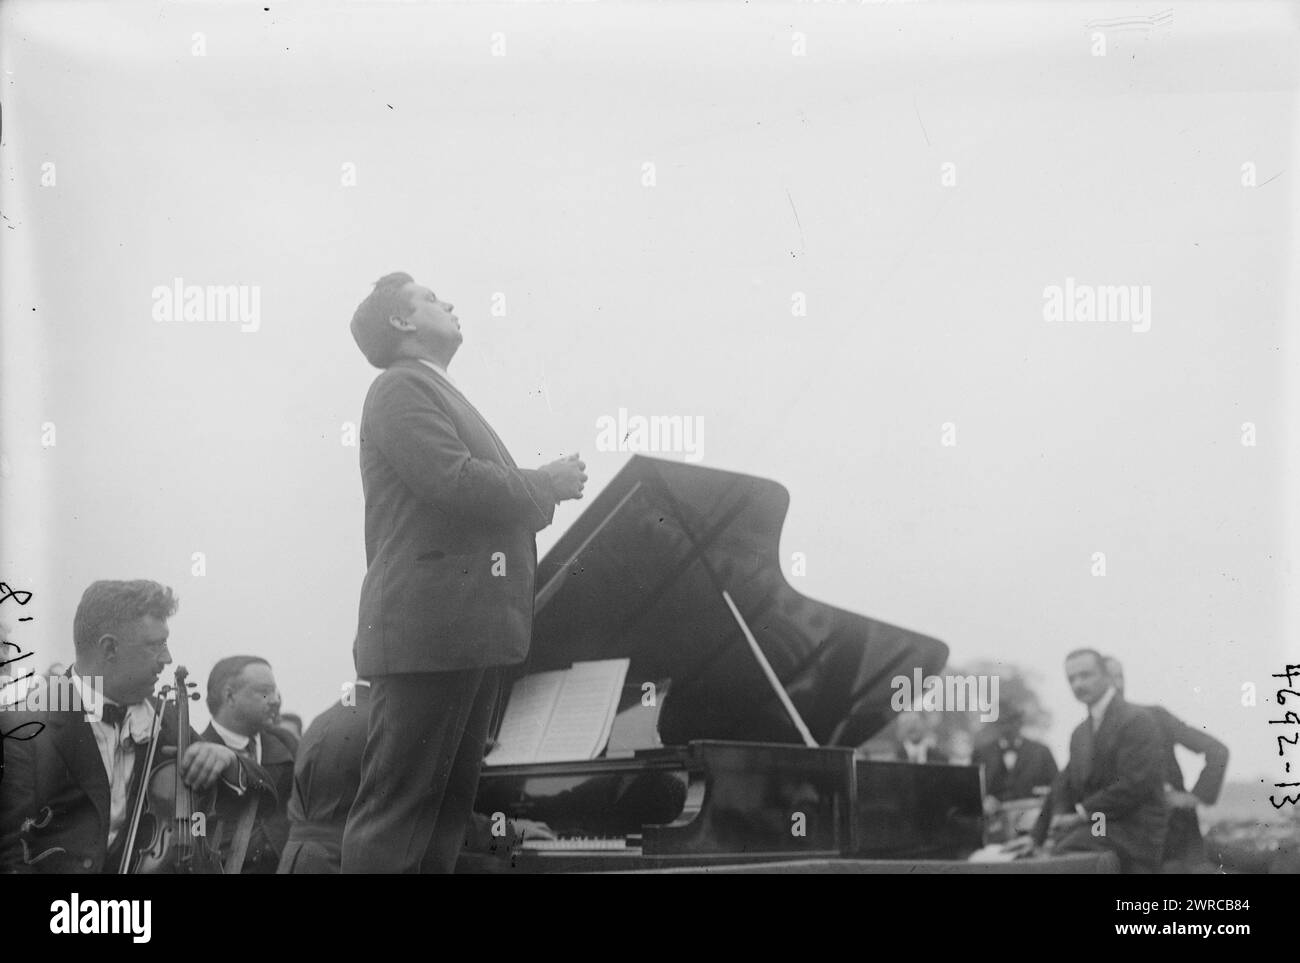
[{"xmin": 118, "ymin": 666, "xmax": 225, "ymax": 874}]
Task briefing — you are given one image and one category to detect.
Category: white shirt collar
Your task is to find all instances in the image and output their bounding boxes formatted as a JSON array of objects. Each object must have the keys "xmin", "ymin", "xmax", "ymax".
[
  {"xmin": 1089, "ymin": 686, "xmax": 1118, "ymax": 729},
  {"xmin": 903, "ymin": 736, "xmax": 935, "ymax": 763},
  {"xmin": 416, "ymin": 358, "xmax": 455, "ymax": 387},
  {"xmin": 210, "ymin": 717, "xmax": 257, "ymax": 755},
  {"xmin": 73, "ymin": 668, "xmax": 155, "ymax": 744}
]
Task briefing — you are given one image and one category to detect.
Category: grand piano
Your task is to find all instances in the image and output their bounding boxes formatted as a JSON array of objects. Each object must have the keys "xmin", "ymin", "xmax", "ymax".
[{"xmin": 465, "ymin": 455, "xmax": 986, "ymax": 872}]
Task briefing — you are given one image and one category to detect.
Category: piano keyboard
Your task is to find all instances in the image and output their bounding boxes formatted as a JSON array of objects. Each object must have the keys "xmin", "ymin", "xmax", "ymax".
[{"xmin": 519, "ymin": 836, "xmax": 629, "ymax": 852}]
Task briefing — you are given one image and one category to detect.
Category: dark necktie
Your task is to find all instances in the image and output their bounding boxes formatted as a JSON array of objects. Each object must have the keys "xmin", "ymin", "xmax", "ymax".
[
  {"xmin": 99, "ymin": 703, "xmax": 126, "ymax": 728},
  {"xmin": 1076, "ymin": 721, "xmax": 1095, "ymax": 784}
]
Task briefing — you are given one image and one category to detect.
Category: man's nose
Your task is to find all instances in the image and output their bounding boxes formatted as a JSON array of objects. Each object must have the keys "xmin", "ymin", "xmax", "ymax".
[{"xmin": 160, "ymin": 646, "xmax": 173, "ymax": 666}]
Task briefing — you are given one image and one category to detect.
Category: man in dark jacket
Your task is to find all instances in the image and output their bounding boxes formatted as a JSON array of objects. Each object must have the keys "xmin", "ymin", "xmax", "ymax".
[
  {"xmin": 341, "ymin": 273, "xmax": 586, "ymax": 873},
  {"xmin": 974, "ymin": 708, "xmax": 1058, "ymax": 802},
  {"xmin": 1104, "ymin": 656, "xmax": 1229, "ymax": 870},
  {"xmin": 202, "ymin": 655, "xmax": 297, "ymax": 873},
  {"xmin": 1024, "ymin": 648, "xmax": 1168, "ymax": 873},
  {"xmin": 279, "ymin": 681, "xmax": 370, "ymax": 873}
]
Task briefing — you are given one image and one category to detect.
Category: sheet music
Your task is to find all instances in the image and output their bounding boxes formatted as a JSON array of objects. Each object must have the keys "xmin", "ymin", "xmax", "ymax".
[
  {"xmin": 606, "ymin": 679, "xmax": 670, "ymax": 756},
  {"xmin": 484, "ymin": 659, "xmax": 630, "ymax": 766},
  {"xmin": 484, "ymin": 670, "xmax": 566, "ymax": 766},
  {"xmin": 535, "ymin": 660, "xmax": 630, "ymax": 763}
]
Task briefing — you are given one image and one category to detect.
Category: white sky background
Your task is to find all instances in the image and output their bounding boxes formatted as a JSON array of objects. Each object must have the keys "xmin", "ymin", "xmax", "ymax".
[{"xmin": 1, "ymin": 1, "xmax": 1296, "ymax": 796}]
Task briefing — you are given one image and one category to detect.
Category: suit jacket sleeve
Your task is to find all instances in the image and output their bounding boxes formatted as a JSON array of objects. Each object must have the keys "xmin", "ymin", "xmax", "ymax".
[
  {"xmin": 366, "ymin": 369, "xmax": 557, "ymax": 533},
  {"xmin": 1079, "ymin": 710, "xmax": 1164, "ymax": 818},
  {"xmin": 195, "ymin": 725, "xmax": 275, "ymax": 799},
  {"xmin": 1031, "ymin": 770, "xmax": 1066, "ymax": 846},
  {"xmin": 0, "ymin": 718, "xmax": 45, "ymax": 873},
  {"xmin": 1038, "ymin": 744, "xmax": 1060, "ymax": 785},
  {"xmin": 1153, "ymin": 706, "xmax": 1229, "ymax": 804}
]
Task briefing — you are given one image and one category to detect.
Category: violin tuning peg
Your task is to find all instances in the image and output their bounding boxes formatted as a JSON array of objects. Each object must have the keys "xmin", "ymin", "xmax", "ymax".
[{"xmin": 190, "ymin": 692, "xmax": 201, "ymax": 701}]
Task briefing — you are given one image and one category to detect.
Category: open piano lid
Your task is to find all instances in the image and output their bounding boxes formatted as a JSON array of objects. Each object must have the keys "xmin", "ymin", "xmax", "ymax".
[{"xmin": 528, "ymin": 456, "xmax": 948, "ymax": 749}]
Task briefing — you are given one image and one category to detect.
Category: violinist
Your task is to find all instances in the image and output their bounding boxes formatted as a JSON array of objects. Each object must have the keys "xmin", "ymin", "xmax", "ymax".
[
  {"xmin": 0, "ymin": 579, "xmax": 270, "ymax": 874},
  {"xmin": 202, "ymin": 656, "xmax": 297, "ymax": 873}
]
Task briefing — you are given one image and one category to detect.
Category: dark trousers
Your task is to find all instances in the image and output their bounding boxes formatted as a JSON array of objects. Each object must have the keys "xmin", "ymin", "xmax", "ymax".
[
  {"xmin": 341, "ymin": 668, "xmax": 499, "ymax": 874},
  {"xmin": 1056, "ymin": 826, "xmax": 1160, "ymax": 875}
]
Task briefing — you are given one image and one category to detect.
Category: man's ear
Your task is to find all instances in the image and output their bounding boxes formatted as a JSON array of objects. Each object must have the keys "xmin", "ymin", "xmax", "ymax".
[
  {"xmin": 98, "ymin": 634, "xmax": 118, "ymax": 661},
  {"xmin": 388, "ymin": 314, "xmax": 414, "ymax": 333}
]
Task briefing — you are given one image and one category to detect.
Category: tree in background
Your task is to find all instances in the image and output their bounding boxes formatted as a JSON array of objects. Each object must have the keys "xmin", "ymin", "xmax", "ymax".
[
  {"xmin": 857, "ymin": 659, "xmax": 1052, "ymax": 762},
  {"xmin": 929, "ymin": 660, "xmax": 1052, "ymax": 758}
]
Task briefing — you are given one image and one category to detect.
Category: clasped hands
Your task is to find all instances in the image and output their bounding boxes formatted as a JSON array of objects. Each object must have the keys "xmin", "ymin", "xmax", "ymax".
[{"xmin": 540, "ymin": 453, "xmax": 588, "ymax": 501}]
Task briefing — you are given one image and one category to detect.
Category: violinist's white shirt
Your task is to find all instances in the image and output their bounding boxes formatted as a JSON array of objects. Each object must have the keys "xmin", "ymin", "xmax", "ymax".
[{"xmin": 71, "ymin": 670, "xmax": 154, "ymax": 849}]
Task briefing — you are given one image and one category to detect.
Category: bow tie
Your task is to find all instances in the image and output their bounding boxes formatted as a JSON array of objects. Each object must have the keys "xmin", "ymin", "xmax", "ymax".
[{"xmin": 98, "ymin": 703, "xmax": 127, "ymax": 728}]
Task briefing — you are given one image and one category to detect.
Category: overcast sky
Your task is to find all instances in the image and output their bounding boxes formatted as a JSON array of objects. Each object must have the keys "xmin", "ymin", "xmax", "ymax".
[{"xmin": 2, "ymin": 1, "xmax": 1296, "ymax": 794}]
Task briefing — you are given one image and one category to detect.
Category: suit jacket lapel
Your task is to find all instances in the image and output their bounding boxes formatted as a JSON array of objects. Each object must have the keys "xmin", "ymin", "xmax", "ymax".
[
  {"xmin": 260, "ymin": 730, "xmax": 294, "ymax": 767},
  {"xmin": 447, "ymin": 389, "xmax": 517, "ymax": 468},
  {"xmin": 398, "ymin": 360, "xmax": 517, "ymax": 468},
  {"xmin": 1004, "ymin": 743, "xmax": 1022, "ymax": 780},
  {"xmin": 1073, "ymin": 719, "xmax": 1095, "ymax": 789},
  {"xmin": 50, "ymin": 712, "xmax": 111, "ymax": 829},
  {"xmin": 1088, "ymin": 695, "xmax": 1123, "ymax": 779},
  {"xmin": 990, "ymin": 749, "xmax": 1009, "ymax": 785}
]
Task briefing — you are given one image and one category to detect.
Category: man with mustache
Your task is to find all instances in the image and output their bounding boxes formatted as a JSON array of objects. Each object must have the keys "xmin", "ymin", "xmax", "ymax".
[
  {"xmin": 0, "ymin": 580, "xmax": 269, "ymax": 873},
  {"xmin": 203, "ymin": 656, "xmax": 298, "ymax": 873},
  {"xmin": 1013, "ymin": 648, "xmax": 1168, "ymax": 873},
  {"xmin": 341, "ymin": 272, "xmax": 586, "ymax": 873}
]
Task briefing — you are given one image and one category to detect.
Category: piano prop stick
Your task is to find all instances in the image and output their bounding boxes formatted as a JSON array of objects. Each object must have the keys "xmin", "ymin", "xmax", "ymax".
[{"xmin": 721, "ymin": 589, "xmax": 818, "ymax": 750}]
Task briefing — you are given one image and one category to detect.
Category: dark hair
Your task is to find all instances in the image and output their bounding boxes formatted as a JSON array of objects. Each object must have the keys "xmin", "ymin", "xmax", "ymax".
[
  {"xmin": 350, "ymin": 272, "xmax": 415, "ymax": 368},
  {"xmin": 73, "ymin": 580, "xmax": 179, "ymax": 652},
  {"xmin": 206, "ymin": 655, "xmax": 271, "ymax": 714},
  {"xmin": 999, "ymin": 705, "xmax": 1025, "ymax": 727},
  {"xmin": 1064, "ymin": 648, "xmax": 1107, "ymax": 672}
]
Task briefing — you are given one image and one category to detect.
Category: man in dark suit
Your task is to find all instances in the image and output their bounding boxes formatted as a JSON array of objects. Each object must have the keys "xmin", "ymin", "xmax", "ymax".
[
  {"xmin": 279, "ymin": 680, "xmax": 370, "ymax": 874},
  {"xmin": 0, "ymin": 580, "xmax": 267, "ymax": 873},
  {"xmin": 1021, "ymin": 648, "xmax": 1168, "ymax": 873},
  {"xmin": 341, "ymin": 272, "xmax": 586, "ymax": 873},
  {"xmin": 974, "ymin": 708, "xmax": 1058, "ymax": 802},
  {"xmin": 202, "ymin": 655, "xmax": 297, "ymax": 873},
  {"xmin": 1104, "ymin": 656, "xmax": 1229, "ymax": 870}
]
